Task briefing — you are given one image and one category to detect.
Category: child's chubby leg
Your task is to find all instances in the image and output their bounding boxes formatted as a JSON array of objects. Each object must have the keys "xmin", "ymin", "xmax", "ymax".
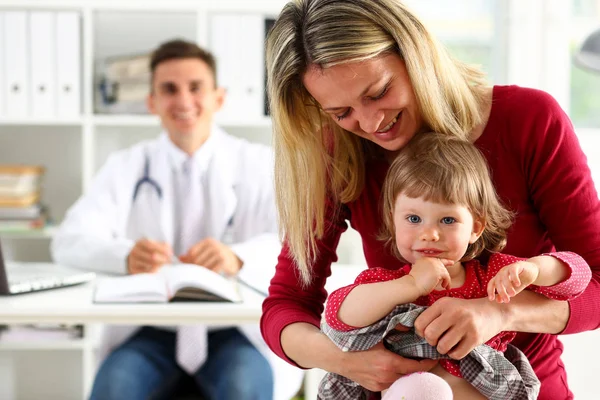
[
  {"xmin": 429, "ymin": 363, "xmax": 486, "ymax": 399},
  {"xmin": 381, "ymin": 364, "xmax": 486, "ymax": 400},
  {"xmin": 381, "ymin": 370, "xmax": 452, "ymax": 400}
]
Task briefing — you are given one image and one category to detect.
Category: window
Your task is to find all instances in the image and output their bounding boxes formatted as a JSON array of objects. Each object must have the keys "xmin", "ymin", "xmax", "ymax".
[
  {"xmin": 404, "ymin": 0, "xmax": 504, "ymax": 83},
  {"xmin": 570, "ymin": 0, "xmax": 600, "ymax": 128}
]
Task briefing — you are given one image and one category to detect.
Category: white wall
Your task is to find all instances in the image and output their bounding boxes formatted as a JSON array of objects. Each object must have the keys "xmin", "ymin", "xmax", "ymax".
[
  {"xmin": 561, "ymin": 330, "xmax": 600, "ymax": 399},
  {"xmin": 93, "ymin": 11, "xmax": 197, "ymax": 61},
  {"xmin": 564, "ymin": 130, "xmax": 600, "ymax": 399},
  {"xmin": 577, "ymin": 129, "xmax": 600, "ymax": 190}
]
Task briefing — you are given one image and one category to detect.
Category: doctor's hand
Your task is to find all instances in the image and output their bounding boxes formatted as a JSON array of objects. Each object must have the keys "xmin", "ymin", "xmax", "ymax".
[
  {"xmin": 127, "ymin": 239, "xmax": 173, "ymax": 274},
  {"xmin": 179, "ymin": 238, "xmax": 242, "ymax": 276}
]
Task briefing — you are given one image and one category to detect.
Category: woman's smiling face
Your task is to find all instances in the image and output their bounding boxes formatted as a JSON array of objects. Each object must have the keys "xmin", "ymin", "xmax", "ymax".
[{"xmin": 302, "ymin": 53, "xmax": 423, "ymax": 153}]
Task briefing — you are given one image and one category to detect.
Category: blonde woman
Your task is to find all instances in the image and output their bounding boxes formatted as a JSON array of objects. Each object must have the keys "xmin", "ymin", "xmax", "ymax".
[{"xmin": 260, "ymin": 1, "xmax": 600, "ymax": 399}]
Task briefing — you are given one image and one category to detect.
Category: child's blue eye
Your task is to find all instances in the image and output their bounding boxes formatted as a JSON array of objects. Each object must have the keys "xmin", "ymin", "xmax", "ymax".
[
  {"xmin": 441, "ymin": 217, "xmax": 456, "ymax": 224},
  {"xmin": 407, "ymin": 215, "xmax": 421, "ymax": 223}
]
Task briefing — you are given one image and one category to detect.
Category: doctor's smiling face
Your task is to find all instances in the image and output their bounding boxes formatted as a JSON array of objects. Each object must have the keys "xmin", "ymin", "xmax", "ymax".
[{"xmin": 147, "ymin": 55, "xmax": 225, "ymax": 155}]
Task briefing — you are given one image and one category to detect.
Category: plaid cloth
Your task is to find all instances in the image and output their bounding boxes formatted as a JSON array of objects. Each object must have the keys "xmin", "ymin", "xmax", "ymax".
[{"xmin": 318, "ymin": 303, "xmax": 540, "ymax": 400}]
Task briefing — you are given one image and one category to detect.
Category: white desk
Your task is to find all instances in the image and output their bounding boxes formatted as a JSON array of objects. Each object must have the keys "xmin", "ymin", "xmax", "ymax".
[
  {"xmin": 0, "ymin": 279, "xmax": 266, "ymax": 400},
  {"xmin": 0, "ymin": 264, "xmax": 364, "ymax": 400},
  {"xmin": 0, "ymin": 263, "xmax": 365, "ymax": 327},
  {"xmin": 0, "ymin": 281, "xmax": 264, "ymax": 326}
]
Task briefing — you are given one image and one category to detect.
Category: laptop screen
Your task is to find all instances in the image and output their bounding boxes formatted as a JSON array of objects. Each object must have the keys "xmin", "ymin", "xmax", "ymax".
[
  {"xmin": 0, "ymin": 241, "xmax": 95, "ymax": 295},
  {"xmin": 0, "ymin": 242, "xmax": 10, "ymax": 294}
]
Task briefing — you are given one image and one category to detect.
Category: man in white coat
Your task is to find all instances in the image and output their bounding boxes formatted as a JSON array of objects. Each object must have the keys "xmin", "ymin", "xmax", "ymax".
[{"xmin": 51, "ymin": 39, "xmax": 303, "ymax": 400}]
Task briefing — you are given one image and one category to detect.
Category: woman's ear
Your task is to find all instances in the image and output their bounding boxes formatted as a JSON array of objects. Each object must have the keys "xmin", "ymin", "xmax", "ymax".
[{"xmin": 470, "ymin": 219, "xmax": 485, "ymax": 244}]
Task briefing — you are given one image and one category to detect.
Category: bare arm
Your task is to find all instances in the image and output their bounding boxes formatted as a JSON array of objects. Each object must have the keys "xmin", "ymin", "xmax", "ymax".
[
  {"xmin": 504, "ymin": 289, "xmax": 570, "ymax": 334},
  {"xmin": 501, "ymin": 253, "xmax": 589, "ymax": 333},
  {"xmin": 529, "ymin": 255, "xmax": 569, "ymax": 286},
  {"xmin": 529, "ymin": 256, "xmax": 580, "ymax": 286},
  {"xmin": 280, "ymin": 322, "xmax": 438, "ymax": 392},
  {"xmin": 338, "ymin": 277, "xmax": 420, "ymax": 327},
  {"xmin": 337, "ymin": 258, "xmax": 451, "ymax": 328},
  {"xmin": 281, "ymin": 322, "xmax": 350, "ymax": 371}
]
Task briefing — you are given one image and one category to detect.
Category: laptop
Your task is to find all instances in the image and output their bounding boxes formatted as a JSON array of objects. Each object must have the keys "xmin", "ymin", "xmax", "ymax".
[{"xmin": 0, "ymin": 242, "xmax": 96, "ymax": 295}]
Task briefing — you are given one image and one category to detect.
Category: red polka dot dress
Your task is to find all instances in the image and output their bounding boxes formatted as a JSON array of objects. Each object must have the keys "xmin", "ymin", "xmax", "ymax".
[{"xmin": 325, "ymin": 252, "xmax": 591, "ymax": 378}]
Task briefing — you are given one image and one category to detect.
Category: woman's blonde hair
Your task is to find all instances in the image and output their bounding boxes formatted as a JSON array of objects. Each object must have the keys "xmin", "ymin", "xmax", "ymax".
[
  {"xmin": 381, "ymin": 132, "xmax": 513, "ymax": 261},
  {"xmin": 267, "ymin": 0, "xmax": 489, "ymax": 283}
]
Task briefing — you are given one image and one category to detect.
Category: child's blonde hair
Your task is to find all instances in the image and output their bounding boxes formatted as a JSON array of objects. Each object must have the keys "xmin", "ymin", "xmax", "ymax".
[{"xmin": 381, "ymin": 132, "xmax": 513, "ymax": 261}]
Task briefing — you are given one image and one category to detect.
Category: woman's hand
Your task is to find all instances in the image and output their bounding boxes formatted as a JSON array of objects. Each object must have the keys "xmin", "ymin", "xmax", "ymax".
[
  {"xmin": 413, "ymin": 297, "xmax": 506, "ymax": 359},
  {"xmin": 282, "ymin": 322, "xmax": 438, "ymax": 392},
  {"xmin": 337, "ymin": 342, "xmax": 438, "ymax": 392}
]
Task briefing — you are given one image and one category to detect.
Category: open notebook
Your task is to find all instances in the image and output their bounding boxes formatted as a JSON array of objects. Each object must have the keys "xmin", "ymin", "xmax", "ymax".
[{"xmin": 93, "ymin": 264, "xmax": 241, "ymax": 303}]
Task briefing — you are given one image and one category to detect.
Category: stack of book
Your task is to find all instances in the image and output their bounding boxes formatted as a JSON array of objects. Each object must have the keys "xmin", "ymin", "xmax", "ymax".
[
  {"xmin": 96, "ymin": 53, "xmax": 151, "ymax": 114},
  {"xmin": 0, "ymin": 165, "xmax": 46, "ymax": 232}
]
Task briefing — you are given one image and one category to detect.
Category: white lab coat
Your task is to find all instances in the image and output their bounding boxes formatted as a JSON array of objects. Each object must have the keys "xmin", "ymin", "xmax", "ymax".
[{"xmin": 51, "ymin": 126, "xmax": 303, "ymax": 400}]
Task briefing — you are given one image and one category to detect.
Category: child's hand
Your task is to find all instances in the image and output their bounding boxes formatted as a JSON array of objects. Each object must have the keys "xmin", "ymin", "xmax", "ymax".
[
  {"xmin": 408, "ymin": 257, "xmax": 452, "ymax": 297},
  {"xmin": 487, "ymin": 261, "xmax": 540, "ymax": 303}
]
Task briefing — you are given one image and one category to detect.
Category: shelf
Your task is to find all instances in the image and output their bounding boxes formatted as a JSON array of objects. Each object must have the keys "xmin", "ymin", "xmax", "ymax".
[
  {"xmin": 0, "ymin": 118, "xmax": 83, "ymax": 126},
  {"xmin": 93, "ymin": 114, "xmax": 272, "ymax": 128},
  {"xmin": 0, "ymin": 115, "xmax": 271, "ymax": 130},
  {"xmin": 0, "ymin": 226, "xmax": 57, "ymax": 239},
  {"xmin": 93, "ymin": 114, "xmax": 161, "ymax": 127},
  {"xmin": 0, "ymin": 338, "xmax": 89, "ymax": 351}
]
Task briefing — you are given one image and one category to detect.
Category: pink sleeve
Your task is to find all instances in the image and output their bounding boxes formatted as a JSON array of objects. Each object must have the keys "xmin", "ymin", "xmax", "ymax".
[
  {"xmin": 324, "ymin": 267, "xmax": 407, "ymax": 332},
  {"xmin": 528, "ymin": 251, "xmax": 592, "ymax": 300}
]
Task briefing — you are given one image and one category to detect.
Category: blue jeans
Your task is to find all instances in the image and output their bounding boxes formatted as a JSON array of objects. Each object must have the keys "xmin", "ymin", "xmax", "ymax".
[{"xmin": 89, "ymin": 327, "xmax": 273, "ymax": 400}]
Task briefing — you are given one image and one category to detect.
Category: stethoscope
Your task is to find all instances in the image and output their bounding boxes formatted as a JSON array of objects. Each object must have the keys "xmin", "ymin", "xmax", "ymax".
[
  {"xmin": 129, "ymin": 152, "xmax": 268, "ymax": 297},
  {"xmin": 132, "ymin": 153, "xmax": 162, "ymax": 202}
]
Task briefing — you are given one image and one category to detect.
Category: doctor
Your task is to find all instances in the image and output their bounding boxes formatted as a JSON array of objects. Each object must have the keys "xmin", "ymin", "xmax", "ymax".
[{"xmin": 51, "ymin": 39, "xmax": 303, "ymax": 400}]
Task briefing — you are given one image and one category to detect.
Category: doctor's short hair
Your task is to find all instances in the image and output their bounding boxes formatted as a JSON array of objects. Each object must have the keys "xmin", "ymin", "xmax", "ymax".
[
  {"xmin": 380, "ymin": 132, "xmax": 513, "ymax": 262},
  {"xmin": 149, "ymin": 39, "xmax": 218, "ymax": 86}
]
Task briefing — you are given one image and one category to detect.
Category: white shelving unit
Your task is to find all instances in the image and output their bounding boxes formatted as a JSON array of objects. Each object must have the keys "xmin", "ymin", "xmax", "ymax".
[
  {"xmin": 0, "ymin": 0, "xmax": 285, "ymax": 219},
  {"xmin": 0, "ymin": 1, "xmax": 287, "ymax": 399}
]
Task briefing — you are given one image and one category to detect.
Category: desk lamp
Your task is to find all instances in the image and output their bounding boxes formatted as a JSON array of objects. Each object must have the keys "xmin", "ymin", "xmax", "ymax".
[{"xmin": 575, "ymin": 28, "xmax": 600, "ymax": 73}]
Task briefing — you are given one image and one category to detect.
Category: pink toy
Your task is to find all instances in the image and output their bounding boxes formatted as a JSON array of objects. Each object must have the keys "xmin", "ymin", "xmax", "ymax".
[{"xmin": 382, "ymin": 372, "xmax": 453, "ymax": 400}]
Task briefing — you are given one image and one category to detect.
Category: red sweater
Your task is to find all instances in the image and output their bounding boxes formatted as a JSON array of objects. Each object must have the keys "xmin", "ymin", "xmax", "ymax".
[{"xmin": 261, "ymin": 85, "xmax": 600, "ymax": 400}]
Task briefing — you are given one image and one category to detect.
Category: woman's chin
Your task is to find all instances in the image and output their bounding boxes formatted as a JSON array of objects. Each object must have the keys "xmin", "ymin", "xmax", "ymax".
[{"xmin": 377, "ymin": 136, "xmax": 413, "ymax": 154}]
